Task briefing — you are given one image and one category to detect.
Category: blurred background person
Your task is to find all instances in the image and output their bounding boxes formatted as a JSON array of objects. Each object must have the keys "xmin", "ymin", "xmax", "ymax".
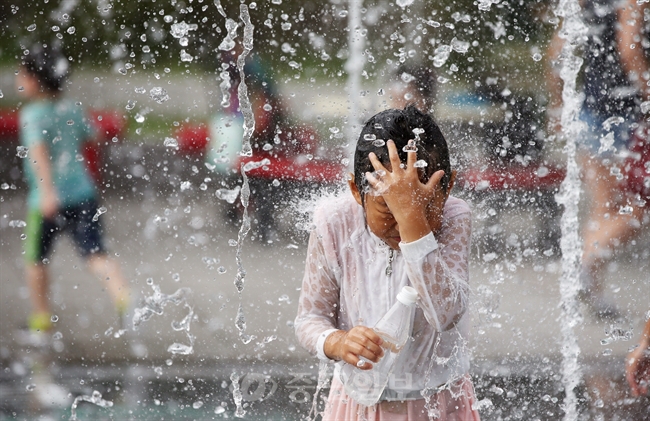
[
  {"xmin": 16, "ymin": 44, "xmax": 131, "ymax": 338},
  {"xmin": 546, "ymin": 0, "xmax": 647, "ymax": 320},
  {"xmin": 208, "ymin": 46, "xmax": 321, "ymax": 243}
]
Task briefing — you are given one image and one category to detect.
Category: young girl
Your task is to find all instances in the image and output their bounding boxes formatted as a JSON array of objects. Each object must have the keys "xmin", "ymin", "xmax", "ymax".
[
  {"xmin": 16, "ymin": 44, "xmax": 130, "ymax": 334},
  {"xmin": 295, "ymin": 105, "xmax": 480, "ymax": 420}
]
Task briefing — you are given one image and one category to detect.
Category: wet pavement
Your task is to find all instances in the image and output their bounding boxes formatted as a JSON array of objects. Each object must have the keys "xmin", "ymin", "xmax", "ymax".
[{"xmin": 1, "ymin": 144, "xmax": 649, "ymax": 419}]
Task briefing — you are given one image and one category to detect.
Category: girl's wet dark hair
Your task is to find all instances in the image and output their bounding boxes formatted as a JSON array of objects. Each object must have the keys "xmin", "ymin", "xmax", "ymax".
[
  {"xmin": 21, "ymin": 44, "xmax": 69, "ymax": 93},
  {"xmin": 354, "ymin": 105, "xmax": 451, "ymax": 206}
]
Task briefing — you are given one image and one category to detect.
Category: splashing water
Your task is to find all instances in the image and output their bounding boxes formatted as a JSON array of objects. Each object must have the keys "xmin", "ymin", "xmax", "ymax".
[
  {"xmin": 132, "ymin": 282, "xmax": 195, "ymax": 355},
  {"xmin": 232, "ymin": 163, "xmax": 256, "ymax": 344},
  {"xmin": 233, "ymin": 165, "xmax": 251, "ymax": 296},
  {"xmin": 552, "ymin": 0, "xmax": 588, "ymax": 419},
  {"xmin": 16, "ymin": 146, "xmax": 28, "ymax": 159},
  {"xmin": 69, "ymin": 390, "xmax": 113, "ymax": 421},
  {"xmin": 215, "ymin": 185, "xmax": 241, "ymax": 204},
  {"xmin": 307, "ymin": 361, "xmax": 331, "ymax": 421},
  {"xmin": 236, "ymin": 4, "xmax": 255, "ymax": 158},
  {"xmin": 219, "ymin": 63, "xmax": 232, "ymax": 108},
  {"xmin": 92, "ymin": 206, "xmax": 107, "ymax": 222},
  {"xmin": 230, "ymin": 372, "xmax": 246, "ymax": 418},
  {"xmin": 168, "ymin": 304, "xmax": 195, "ymax": 355}
]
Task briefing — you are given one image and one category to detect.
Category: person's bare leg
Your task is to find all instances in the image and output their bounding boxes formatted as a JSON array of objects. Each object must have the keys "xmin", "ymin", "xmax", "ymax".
[
  {"xmin": 579, "ymin": 156, "xmax": 645, "ymax": 318},
  {"xmin": 26, "ymin": 263, "xmax": 50, "ymax": 316},
  {"xmin": 26, "ymin": 263, "xmax": 55, "ymax": 333},
  {"xmin": 581, "ymin": 157, "xmax": 622, "ymax": 273},
  {"xmin": 86, "ymin": 254, "xmax": 130, "ymax": 315}
]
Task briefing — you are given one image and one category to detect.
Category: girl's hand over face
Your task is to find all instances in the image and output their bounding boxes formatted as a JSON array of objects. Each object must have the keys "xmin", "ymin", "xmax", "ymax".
[
  {"xmin": 324, "ymin": 326, "xmax": 384, "ymax": 370},
  {"xmin": 366, "ymin": 139, "xmax": 446, "ymax": 242}
]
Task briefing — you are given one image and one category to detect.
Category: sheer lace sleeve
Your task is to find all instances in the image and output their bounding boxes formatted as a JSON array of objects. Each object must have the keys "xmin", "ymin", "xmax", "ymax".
[
  {"xmin": 294, "ymin": 229, "xmax": 341, "ymax": 357},
  {"xmin": 400, "ymin": 207, "xmax": 471, "ymax": 332}
]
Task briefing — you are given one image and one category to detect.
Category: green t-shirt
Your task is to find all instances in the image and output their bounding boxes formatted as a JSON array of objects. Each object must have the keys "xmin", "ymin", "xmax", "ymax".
[{"xmin": 20, "ymin": 99, "xmax": 97, "ymax": 209}]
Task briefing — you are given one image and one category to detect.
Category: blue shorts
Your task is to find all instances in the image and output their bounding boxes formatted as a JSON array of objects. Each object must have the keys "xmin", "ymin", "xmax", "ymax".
[
  {"xmin": 24, "ymin": 199, "xmax": 107, "ymax": 264},
  {"xmin": 579, "ymin": 108, "xmax": 634, "ymax": 160}
]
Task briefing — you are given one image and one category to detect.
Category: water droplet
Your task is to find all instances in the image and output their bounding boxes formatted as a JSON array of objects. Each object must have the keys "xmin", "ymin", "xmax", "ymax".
[
  {"xmin": 20, "ymin": 234, "xmax": 27, "ymax": 240},
  {"xmin": 92, "ymin": 206, "xmax": 107, "ymax": 222},
  {"xmin": 164, "ymin": 15, "xmax": 174, "ymax": 23},
  {"xmin": 16, "ymin": 146, "xmax": 28, "ymax": 159},
  {"xmin": 532, "ymin": 53, "xmax": 542, "ymax": 62},
  {"xmin": 618, "ymin": 205, "xmax": 634, "ymax": 215},
  {"xmin": 150, "ymin": 87, "xmax": 170, "ymax": 103},
  {"xmin": 263, "ymin": 103, "xmax": 272, "ymax": 111},
  {"xmin": 329, "ymin": 127, "xmax": 340, "ymax": 134},
  {"xmin": 640, "ymin": 101, "xmax": 650, "ymax": 114},
  {"xmin": 180, "ymin": 50, "xmax": 193, "ymax": 62},
  {"xmin": 27, "ymin": 24, "xmax": 36, "ymax": 32},
  {"xmin": 67, "ymin": 120, "xmax": 74, "ymax": 126},
  {"xmin": 52, "ymin": 331, "xmax": 63, "ymax": 340},
  {"xmin": 26, "ymin": 384, "xmax": 36, "ymax": 391},
  {"xmin": 170, "ymin": 21, "xmax": 198, "ymax": 39},
  {"xmin": 215, "ymin": 406, "xmax": 226, "ymax": 414},
  {"xmin": 146, "ymin": 278, "xmax": 154, "ymax": 285},
  {"xmin": 364, "ymin": 134, "xmax": 377, "ymax": 141},
  {"xmin": 217, "ymin": 266, "xmax": 227, "ymax": 274},
  {"xmin": 125, "ymin": 100, "xmax": 136, "ymax": 110},
  {"xmin": 216, "ymin": 186, "xmax": 241, "ymax": 204},
  {"xmin": 163, "ymin": 137, "xmax": 179, "ymax": 149},
  {"xmin": 0, "ymin": 90, "xmax": 3, "ymax": 99},
  {"xmin": 377, "ymin": 88, "xmax": 385, "ymax": 96},
  {"xmin": 602, "ymin": 348, "xmax": 612, "ymax": 356},
  {"xmin": 67, "ymin": 26, "xmax": 75, "ymax": 34},
  {"xmin": 166, "ymin": 359, "xmax": 173, "ymax": 366},
  {"xmin": 372, "ymin": 139, "xmax": 386, "ymax": 147},
  {"xmin": 396, "ymin": 0, "xmax": 415, "ymax": 6},
  {"xmin": 134, "ymin": 87, "xmax": 146, "ymax": 94},
  {"xmin": 172, "ymin": 273, "xmax": 180, "ymax": 282},
  {"xmin": 135, "ymin": 113, "xmax": 145, "ymax": 124},
  {"xmin": 192, "ymin": 401, "xmax": 204, "ymax": 409},
  {"xmin": 228, "ymin": 239, "xmax": 238, "ymax": 247},
  {"xmin": 403, "ymin": 140, "xmax": 418, "ymax": 152},
  {"xmin": 50, "ymin": 315, "xmax": 59, "ymax": 323},
  {"xmin": 414, "ymin": 159, "xmax": 428, "ymax": 168},
  {"xmin": 271, "ymin": 0, "xmax": 282, "ymax": 4}
]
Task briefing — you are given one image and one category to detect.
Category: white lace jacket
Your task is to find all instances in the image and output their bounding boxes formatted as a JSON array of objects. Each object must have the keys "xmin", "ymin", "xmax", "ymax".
[{"xmin": 295, "ymin": 193, "xmax": 473, "ymax": 397}]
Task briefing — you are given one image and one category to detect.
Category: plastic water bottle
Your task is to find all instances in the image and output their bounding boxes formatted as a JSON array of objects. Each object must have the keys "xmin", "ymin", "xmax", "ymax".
[{"xmin": 342, "ymin": 286, "xmax": 418, "ymax": 406}]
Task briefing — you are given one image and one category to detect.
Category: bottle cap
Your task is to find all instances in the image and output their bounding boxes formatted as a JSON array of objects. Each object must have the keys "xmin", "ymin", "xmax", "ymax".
[{"xmin": 396, "ymin": 286, "xmax": 418, "ymax": 305}]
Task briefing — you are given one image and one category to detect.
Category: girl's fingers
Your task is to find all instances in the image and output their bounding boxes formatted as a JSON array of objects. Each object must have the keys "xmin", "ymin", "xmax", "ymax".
[
  {"xmin": 405, "ymin": 140, "xmax": 417, "ymax": 170},
  {"xmin": 426, "ymin": 170, "xmax": 445, "ymax": 191},
  {"xmin": 386, "ymin": 140, "xmax": 403, "ymax": 173},
  {"xmin": 368, "ymin": 152, "xmax": 388, "ymax": 172}
]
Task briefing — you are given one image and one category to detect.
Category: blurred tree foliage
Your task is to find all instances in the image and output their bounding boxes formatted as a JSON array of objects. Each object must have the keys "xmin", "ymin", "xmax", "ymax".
[{"xmin": 0, "ymin": 0, "xmax": 555, "ymax": 88}]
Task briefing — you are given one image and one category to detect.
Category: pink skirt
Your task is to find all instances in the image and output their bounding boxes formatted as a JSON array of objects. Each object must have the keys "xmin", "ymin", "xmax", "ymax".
[{"xmin": 322, "ymin": 375, "xmax": 481, "ymax": 421}]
